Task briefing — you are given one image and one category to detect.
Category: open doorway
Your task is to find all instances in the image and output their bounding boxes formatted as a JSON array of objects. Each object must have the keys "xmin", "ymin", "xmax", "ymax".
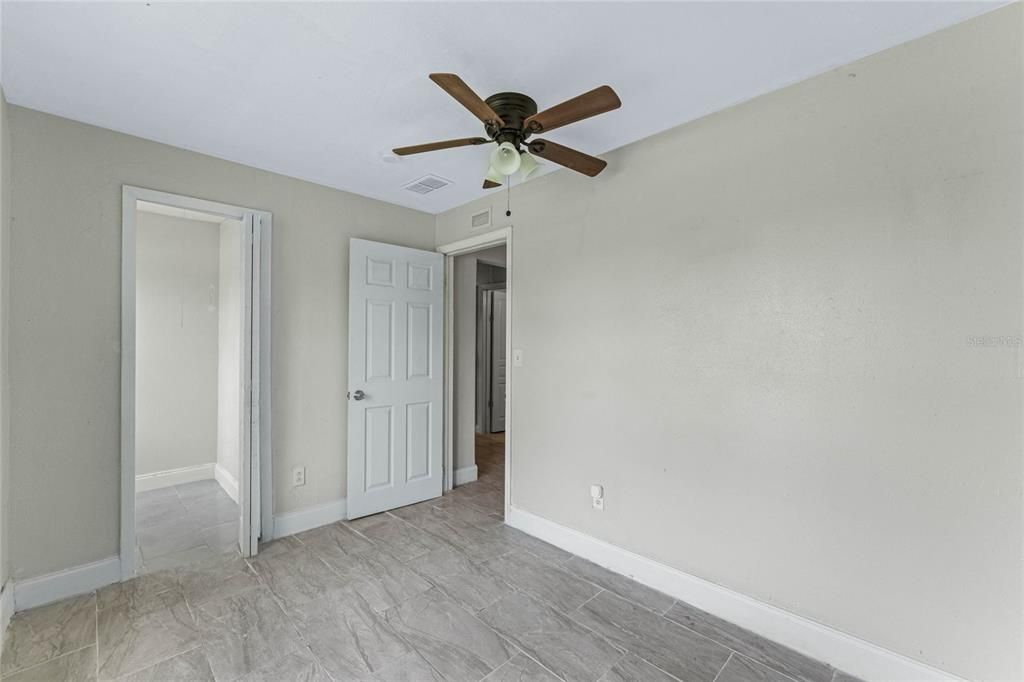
[
  {"xmin": 120, "ymin": 187, "xmax": 272, "ymax": 579},
  {"xmin": 439, "ymin": 228, "xmax": 512, "ymax": 519},
  {"xmin": 460, "ymin": 248, "xmax": 506, "ymax": 506},
  {"xmin": 132, "ymin": 201, "xmax": 242, "ymax": 573}
]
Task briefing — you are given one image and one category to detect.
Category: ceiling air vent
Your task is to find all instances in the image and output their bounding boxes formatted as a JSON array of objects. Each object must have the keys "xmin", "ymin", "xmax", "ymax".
[
  {"xmin": 471, "ymin": 209, "xmax": 491, "ymax": 230},
  {"xmin": 403, "ymin": 174, "xmax": 452, "ymax": 195}
]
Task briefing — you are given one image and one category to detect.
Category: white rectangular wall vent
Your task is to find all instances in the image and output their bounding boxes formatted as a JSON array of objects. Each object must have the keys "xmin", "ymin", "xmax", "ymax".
[
  {"xmin": 403, "ymin": 175, "xmax": 452, "ymax": 195},
  {"xmin": 471, "ymin": 208, "xmax": 491, "ymax": 230}
]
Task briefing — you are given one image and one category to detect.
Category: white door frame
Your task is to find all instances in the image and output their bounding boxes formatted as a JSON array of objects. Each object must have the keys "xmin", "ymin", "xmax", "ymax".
[
  {"xmin": 120, "ymin": 185, "xmax": 273, "ymax": 579},
  {"xmin": 437, "ymin": 227, "xmax": 512, "ymax": 519}
]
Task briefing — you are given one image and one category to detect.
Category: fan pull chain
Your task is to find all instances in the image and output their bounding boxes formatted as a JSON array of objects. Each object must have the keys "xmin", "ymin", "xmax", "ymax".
[{"xmin": 505, "ymin": 176, "xmax": 512, "ymax": 217}]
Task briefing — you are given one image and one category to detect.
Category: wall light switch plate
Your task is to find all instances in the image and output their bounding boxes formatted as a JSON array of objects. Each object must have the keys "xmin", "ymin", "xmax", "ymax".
[
  {"xmin": 512, "ymin": 349, "xmax": 524, "ymax": 367},
  {"xmin": 292, "ymin": 466, "xmax": 306, "ymax": 487}
]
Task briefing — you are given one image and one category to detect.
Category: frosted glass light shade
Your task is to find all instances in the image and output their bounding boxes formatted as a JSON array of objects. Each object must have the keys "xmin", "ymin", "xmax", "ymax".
[
  {"xmin": 490, "ymin": 142, "xmax": 521, "ymax": 175},
  {"xmin": 485, "ymin": 165, "xmax": 503, "ymax": 184},
  {"xmin": 519, "ymin": 151, "xmax": 539, "ymax": 179}
]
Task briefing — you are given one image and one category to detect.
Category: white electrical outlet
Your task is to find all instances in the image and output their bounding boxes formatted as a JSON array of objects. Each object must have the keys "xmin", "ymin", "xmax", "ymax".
[
  {"xmin": 591, "ymin": 484, "xmax": 604, "ymax": 510},
  {"xmin": 292, "ymin": 466, "xmax": 306, "ymax": 487},
  {"xmin": 513, "ymin": 349, "xmax": 524, "ymax": 367}
]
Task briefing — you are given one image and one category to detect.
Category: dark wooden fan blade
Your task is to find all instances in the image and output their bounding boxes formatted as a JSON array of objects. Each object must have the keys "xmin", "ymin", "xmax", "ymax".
[
  {"xmin": 528, "ymin": 139, "xmax": 607, "ymax": 176},
  {"xmin": 524, "ymin": 85, "xmax": 621, "ymax": 134},
  {"xmin": 393, "ymin": 137, "xmax": 489, "ymax": 156},
  {"xmin": 483, "ymin": 179, "xmax": 502, "ymax": 189},
  {"xmin": 429, "ymin": 74, "xmax": 505, "ymax": 127}
]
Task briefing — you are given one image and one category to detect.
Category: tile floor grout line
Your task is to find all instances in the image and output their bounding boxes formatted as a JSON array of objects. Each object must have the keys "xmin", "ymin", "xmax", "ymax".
[
  {"xmin": 711, "ymin": 651, "xmax": 734, "ymax": 682},
  {"xmin": 0, "ymin": 643, "xmax": 97, "ymax": 679},
  {"xmin": 659, "ymin": 605, "xmax": 815, "ymax": 682},
  {"xmin": 574, "ymin": 587, "xmax": 606, "ymax": 614},
  {"xmin": 729, "ymin": 651, "xmax": 805, "ymax": 682}
]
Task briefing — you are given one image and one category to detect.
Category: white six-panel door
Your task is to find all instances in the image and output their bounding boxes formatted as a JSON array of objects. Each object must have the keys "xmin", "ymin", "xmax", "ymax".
[{"xmin": 347, "ymin": 239, "xmax": 444, "ymax": 519}]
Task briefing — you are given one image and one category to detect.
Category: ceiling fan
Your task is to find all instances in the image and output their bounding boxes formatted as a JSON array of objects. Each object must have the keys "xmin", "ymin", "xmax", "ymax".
[{"xmin": 393, "ymin": 73, "xmax": 621, "ymax": 189}]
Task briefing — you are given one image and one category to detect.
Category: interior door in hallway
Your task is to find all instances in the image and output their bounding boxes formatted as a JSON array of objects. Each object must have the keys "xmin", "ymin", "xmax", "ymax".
[
  {"xmin": 347, "ymin": 238, "xmax": 444, "ymax": 519},
  {"xmin": 488, "ymin": 289, "xmax": 507, "ymax": 433}
]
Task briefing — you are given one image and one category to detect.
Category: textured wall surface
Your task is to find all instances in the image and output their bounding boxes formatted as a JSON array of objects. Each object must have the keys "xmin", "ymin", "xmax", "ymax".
[{"xmin": 436, "ymin": 7, "xmax": 1023, "ymax": 678}]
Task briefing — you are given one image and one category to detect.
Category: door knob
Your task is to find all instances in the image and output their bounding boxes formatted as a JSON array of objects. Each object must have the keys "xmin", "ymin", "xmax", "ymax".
[{"xmin": 350, "ymin": 390, "xmax": 366, "ymax": 401}]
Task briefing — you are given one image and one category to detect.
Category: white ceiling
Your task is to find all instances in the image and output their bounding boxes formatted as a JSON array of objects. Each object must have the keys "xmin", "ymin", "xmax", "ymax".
[{"xmin": 0, "ymin": 2, "xmax": 1004, "ymax": 214}]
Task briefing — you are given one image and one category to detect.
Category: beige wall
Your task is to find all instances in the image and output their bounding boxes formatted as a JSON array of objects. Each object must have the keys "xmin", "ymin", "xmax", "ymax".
[
  {"xmin": 217, "ymin": 219, "xmax": 242, "ymax": 488},
  {"xmin": 135, "ymin": 211, "xmax": 220, "ymax": 477},
  {"xmin": 7, "ymin": 108, "xmax": 434, "ymax": 579},
  {"xmin": 436, "ymin": 7, "xmax": 1023, "ymax": 680}
]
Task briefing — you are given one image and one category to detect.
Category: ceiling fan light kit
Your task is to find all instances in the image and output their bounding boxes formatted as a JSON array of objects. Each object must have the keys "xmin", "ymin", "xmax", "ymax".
[
  {"xmin": 490, "ymin": 141, "xmax": 522, "ymax": 175},
  {"xmin": 393, "ymin": 73, "xmax": 621, "ymax": 190}
]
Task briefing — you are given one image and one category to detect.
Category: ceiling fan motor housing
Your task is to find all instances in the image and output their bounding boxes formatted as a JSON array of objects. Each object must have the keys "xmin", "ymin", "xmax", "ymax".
[{"xmin": 484, "ymin": 92, "xmax": 538, "ymax": 146}]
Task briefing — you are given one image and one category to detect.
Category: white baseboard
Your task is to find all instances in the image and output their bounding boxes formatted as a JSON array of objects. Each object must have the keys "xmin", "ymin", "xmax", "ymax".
[
  {"xmin": 1, "ymin": 581, "xmax": 13, "ymax": 641},
  {"xmin": 505, "ymin": 507, "xmax": 962, "ymax": 682},
  {"xmin": 272, "ymin": 498, "xmax": 347, "ymax": 539},
  {"xmin": 13, "ymin": 556, "xmax": 120, "ymax": 612},
  {"xmin": 136, "ymin": 463, "xmax": 214, "ymax": 492},
  {"xmin": 454, "ymin": 465, "xmax": 478, "ymax": 486},
  {"xmin": 215, "ymin": 463, "xmax": 239, "ymax": 503}
]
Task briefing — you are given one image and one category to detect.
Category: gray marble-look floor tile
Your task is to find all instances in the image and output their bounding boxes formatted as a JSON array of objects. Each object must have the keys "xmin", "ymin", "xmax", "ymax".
[
  {"xmin": 383, "ymin": 588, "xmax": 516, "ymax": 681},
  {"xmin": 174, "ymin": 480, "xmax": 223, "ymax": 505},
  {"xmin": 486, "ymin": 550, "xmax": 600, "ymax": 614},
  {"xmin": 412, "ymin": 546, "xmax": 515, "ymax": 613},
  {"xmin": 140, "ymin": 545, "xmax": 219, "ymax": 575},
  {"xmin": 3, "ymin": 645, "xmax": 97, "ymax": 682},
  {"xmin": 136, "ymin": 495, "xmax": 188, "ymax": 528},
  {"xmin": 370, "ymin": 650, "xmax": 445, "ymax": 682},
  {"xmin": 97, "ymin": 590, "xmax": 203, "ymax": 680},
  {"xmin": 479, "ymin": 591, "xmax": 622, "ymax": 682},
  {"xmin": 185, "ymin": 495, "xmax": 239, "ymax": 528},
  {"xmin": 599, "ymin": 653, "xmax": 679, "ymax": 682},
  {"xmin": 564, "ymin": 556, "xmax": 675, "ymax": 615},
  {"xmin": 716, "ymin": 654, "xmax": 798, "ymax": 682},
  {"xmin": 464, "ymin": 490, "xmax": 505, "ymax": 514},
  {"xmin": 574, "ymin": 591, "xmax": 730, "ymax": 682},
  {"xmin": 1, "ymin": 593, "xmax": 97, "ymax": 676},
  {"xmin": 137, "ymin": 486, "xmax": 179, "ymax": 503},
  {"xmin": 432, "ymin": 497, "xmax": 505, "ymax": 529},
  {"xmin": 664, "ymin": 601, "xmax": 834, "ymax": 682},
  {"xmin": 165, "ymin": 550, "xmax": 260, "ymax": 607},
  {"xmin": 388, "ymin": 499, "xmax": 449, "ymax": 527},
  {"xmin": 115, "ymin": 648, "xmax": 215, "ymax": 681},
  {"xmin": 97, "ymin": 573, "xmax": 177, "ymax": 615},
  {"xmin": 248, "ymin": 546, "xmax": 344, "ymax": 610},
  {"xmin": 483, "ymin": 653, "xmax": 561, "ymax": 682},
  {"xmin": 195, "ymin": 587, "xmax": 305, "ymax": 681},
  {"xmin": 341, "ymin": 550, "xmax": 434, "ymax": 613},
  {"xmin": 414, "ymin": 512, "xmax": 514, "ymax": 564},
  {"xmin": 353, "ymin": 514, "xmax": 448, "ymax": 562},
  {"xmin": 297, "ymin": 521, "xmax": 377, "ymax": 560},
  {"xmin": 236, "ymin": 648, "xmax": 333, "ymax": 682},
  {"xmin": 287, "ymin": 588, "xmax": 411, "ymax": 680},
  {"xmin": 201, "ymin": 521, "xmax": 238, "ymax": 552},
  {"xmin": 137, "ymin": 516, "xmax": 205, "ymax": 560},
  {"xmin": 492, "ymin": 526, "xmax": 572, "ymax": 566},
  {"xmin": 346, "ymin": 512, "xmax": 394, "ymax": 533}
]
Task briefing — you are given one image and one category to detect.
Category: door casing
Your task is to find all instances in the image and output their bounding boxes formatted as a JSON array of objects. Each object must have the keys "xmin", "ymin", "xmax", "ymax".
[
  {"xmin": 120, "ymin": 185, "xmax": 273, "ymax": 579},
  {"xmin": 437, "ymin": 227, "xmax": 512, "ymax": 519}
]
